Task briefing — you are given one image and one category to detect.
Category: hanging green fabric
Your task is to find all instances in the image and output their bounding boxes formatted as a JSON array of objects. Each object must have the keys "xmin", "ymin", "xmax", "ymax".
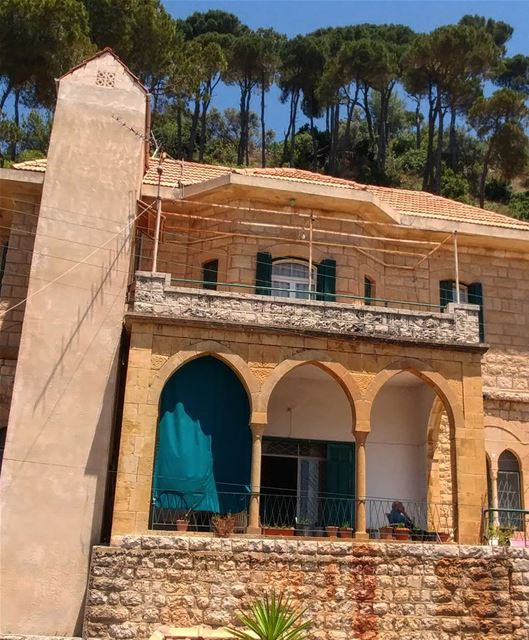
[
  {"xmin": 255, "ymin": 251, "xmax": 272, "ymax": 295},
  {"xmin": 152, "ymin": 356, "xmax": 251, "ymax": 516},
  {"xmin": 324, "ymin": 442, "xmax": 355, "ymax": 527},
  {"xmin": 316, "ymin": 258, "xmax": 336, "ymax": 301},
  {"xmin": 468, "ymin": 282, "xmax": 485, "ymax": 342},
  {"xmin": 439, "ymin": 280, "xmax": 454, "ymax": 309}
]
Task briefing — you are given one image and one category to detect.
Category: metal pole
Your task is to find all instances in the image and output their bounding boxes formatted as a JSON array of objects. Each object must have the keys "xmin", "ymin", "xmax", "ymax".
[
  {"xmin": 308, "ymin": 214, "xmax": 314, "ymax": 299},
  {"xmin": 151, "ymin": 163, "xmax": 163, "ymax": 274},
  {"xmin": 453, "ymin": 230, "xmax": 460, "ymax": 304}
]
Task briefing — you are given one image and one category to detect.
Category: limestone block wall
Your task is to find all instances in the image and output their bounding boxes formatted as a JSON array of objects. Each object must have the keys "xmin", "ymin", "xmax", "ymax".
[{"xmin": 84, "ymin": 536, "xmax": 529, "ymax": 640}]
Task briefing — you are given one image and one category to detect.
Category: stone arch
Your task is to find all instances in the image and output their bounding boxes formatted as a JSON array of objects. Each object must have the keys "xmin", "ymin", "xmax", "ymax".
[
  {"xmin": 257, "ymin": 349, "xmax": 361, "ymax": 429},
  {"xmin": 364, "ymin": 357, "xmax": 464, "ymax": 434},
  {"xmin": 148, "ymin": 340, "xmax": 259, "ymax": 416}
]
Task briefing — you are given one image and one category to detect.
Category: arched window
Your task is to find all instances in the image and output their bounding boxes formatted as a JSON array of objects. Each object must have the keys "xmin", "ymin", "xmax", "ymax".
[
  {"xmin": 271, "ymin": 260, "xmax": 316, "ymax": 300},
  {"xmin": 498, "ymin": 450, "xmax": 522, "ymax": 529}
]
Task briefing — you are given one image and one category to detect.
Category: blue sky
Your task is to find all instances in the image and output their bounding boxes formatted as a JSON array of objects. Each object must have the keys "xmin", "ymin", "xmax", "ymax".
[{"xmin": 163, "ymin": 0, "xmax": 529, "ymax": 135}]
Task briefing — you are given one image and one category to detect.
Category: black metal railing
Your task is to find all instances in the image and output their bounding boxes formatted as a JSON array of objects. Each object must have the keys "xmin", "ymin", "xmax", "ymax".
[
  {"xmin": 482, "ymin": 508, "xmax": 529, "ymax": 547},
  {"xmin": 150, "ymin": 488, "xmax": 454, "ymax": 541}
]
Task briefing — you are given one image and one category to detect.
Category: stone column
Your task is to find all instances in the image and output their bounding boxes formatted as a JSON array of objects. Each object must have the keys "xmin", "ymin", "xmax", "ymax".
[
  {"xmin": 491, "ymin": 459, "xmax": 499, "ymax": 527},
  {"xmin": 355, "ymin": 431, "xmax": 368, "ymax": 540},
  {"xmin": 247, "ymin": 422, "xmax": 266, "ymax": 534}
]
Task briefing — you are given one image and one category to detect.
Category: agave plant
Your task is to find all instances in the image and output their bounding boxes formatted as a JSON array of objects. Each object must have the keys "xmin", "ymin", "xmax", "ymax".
[{"xmin": 229, "ymin": 592, "xmax": 311, "ymax": 640}]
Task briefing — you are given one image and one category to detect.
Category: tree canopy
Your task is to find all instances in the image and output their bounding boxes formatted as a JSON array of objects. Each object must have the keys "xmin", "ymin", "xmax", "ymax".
[{"xmin": 1, "ymin": 2, "xmax": 528, "ymax": 219}]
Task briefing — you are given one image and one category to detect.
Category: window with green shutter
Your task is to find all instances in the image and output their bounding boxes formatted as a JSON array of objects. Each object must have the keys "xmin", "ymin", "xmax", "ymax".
[
  {"xmin": 364, "ymin": 276, "xmax": 375, "ymax": 306},
  {"xmin": 316, "ymin": 258, "xmax": 336, "ymax": 301},
  {"xmin": 468, "ymin": 282, "xmax": 485, "ymax": 342},
  {"xmin": 255, "ymin": 251, "xmax": 273, "ymax": 295}
]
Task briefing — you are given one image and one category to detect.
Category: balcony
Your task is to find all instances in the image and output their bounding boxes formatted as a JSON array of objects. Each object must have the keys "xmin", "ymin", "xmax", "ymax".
[{"xmin": 131, "ymin": 272, "xmax": 481, "ymax": 348}]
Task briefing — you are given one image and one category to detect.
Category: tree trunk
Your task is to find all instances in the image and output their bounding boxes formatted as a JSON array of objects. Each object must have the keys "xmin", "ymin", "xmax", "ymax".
[
  {"xmin": 422, "ymin": 88, "xmax": 436, "ymax": 192},
  {"xmin": 10, "ymin": 89, "xmax": 20, "ymax": 161},
  {"xmin": 176, "ymin": 102, "xmax": 182, "ymax": 158},
  {"xmin": 310, "ymin": 113, "xmax": 318, "ymax": 170},
  {"xmin": 188, "ymin": 98, "xmax": 200, "ymax": 160},
  {"xmin": 344, "ymin": 85, "xmax": 359, "ymax": 149},
  {"xmin": 479, "ymin": 149, "xmax": 491, "ymax": 208},
  {"xmin": 243, "ymin": 88, "xmax": 252, "ymax": 165},
  {"xmin": 0, "ymin": 81, "xmax": 12, "ymax": 113},
  {"xmin": 260, "ymin": 79, "xmax": 266, "ymax": 168},
  {"xmin": 376, "ymin": 89, "xmax": 389, "ymax": 172},
  {"xmin": 289, "ymin": 90, "xmax": 299, "ymax": 167},
  {"xmin": 433, "ymin": 94, "xmax": 444, "ymax": 195},
  {"xmin": 198, "ymin": 97, "xmax": 210, "ymax": 163},
  {"xmin": 448, "ymin": 106, "xmax": 457, "ymax": 169},
  {"xmin": 415, "ymin": 99, "xmax": 421, "ymax": 150},
  {"xmin": 237, "ymin": 86, "xmax": 247, "ymax": 165},
  {"xmin": 363, "ymin": 86, "xmax": 374, "ymax": 146}
]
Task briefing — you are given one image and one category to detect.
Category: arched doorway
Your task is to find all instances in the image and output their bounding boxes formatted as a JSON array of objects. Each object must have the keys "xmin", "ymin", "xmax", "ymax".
[
  {"xmin": 151, "ymin": 355, "xmax": 251, "ymax": 529},
  {"xmin": 263, "ymin": 363, "xmax": 355, "ymax": 532},
  {"xmin": 369, "ymin": 371, "xmax": 453, "ymax": 535},
  {"xmin": 498, "ymin": 450, "xmax": 523, "ymax": 529}
]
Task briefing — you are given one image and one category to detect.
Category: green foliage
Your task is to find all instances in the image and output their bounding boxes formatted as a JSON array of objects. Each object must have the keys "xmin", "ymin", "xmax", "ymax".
[
  {"xmin": 510, "ymin": 191, "xmax": 529, "ymax": 220},
  {"xmin": 485, "ymin": 178, "xmax": 513, "ymax": 203},
  {"xmin": 441, "ymin": 168, "xmax": 471, "ymax": 203},
  {"xmin": 229, "ymin": 592, "xmax": 311, "ymax": 640}
]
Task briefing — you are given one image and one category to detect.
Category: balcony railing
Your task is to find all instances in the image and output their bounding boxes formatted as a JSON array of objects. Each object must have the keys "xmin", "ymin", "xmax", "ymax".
[
  {"xmin": 150, "ymin": 488, "xmax": 454, "ymax": 542},
  {"xmin": 132, "ymin": 271, "xmax": 482, "ymax": 347}
]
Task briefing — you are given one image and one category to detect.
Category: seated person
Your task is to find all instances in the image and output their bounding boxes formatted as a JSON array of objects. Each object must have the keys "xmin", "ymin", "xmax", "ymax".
[{"xmin": 388, "ymin": 501, "xmax": 414, "ymax": 528}]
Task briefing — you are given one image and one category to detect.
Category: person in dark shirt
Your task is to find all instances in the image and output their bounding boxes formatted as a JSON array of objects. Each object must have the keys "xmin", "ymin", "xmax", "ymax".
[{"xmin": 388, "ymin": 501, "xmax": 414, "ymax": 528}]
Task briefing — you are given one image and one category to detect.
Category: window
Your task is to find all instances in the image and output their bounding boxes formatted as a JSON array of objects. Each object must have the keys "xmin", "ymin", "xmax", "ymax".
[
  {"xmin": 271, "ymin": 260, "xmax": 316, "ymax": 300},
  {"xmin": 498, "ymin": 450, "xmax": 522, "ymax": 529},
  {"xmin": 364, "ymin": 276, "xmax": 375, "ymax": 306},
  {"xmin": 439, "ymin": 279, "xmax": 485, "ymax": 341},
  {"xmin": 202, "ymin": 259, "xmax": 218, "ymax": 290}
]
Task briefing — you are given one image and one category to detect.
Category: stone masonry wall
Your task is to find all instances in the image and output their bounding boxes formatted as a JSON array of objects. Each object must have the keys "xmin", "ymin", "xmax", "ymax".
[{"xmin": 85, "ymin": 536, "xmax": 529, "ymax": 640}]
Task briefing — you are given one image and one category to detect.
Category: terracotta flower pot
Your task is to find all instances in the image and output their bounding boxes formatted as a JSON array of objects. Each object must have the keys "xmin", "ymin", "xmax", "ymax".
[
  {"xmin": 262, "ymin": 527, "xmax": 295, "ymax": 537},
  {"xmin": 326, "ymin": 526, "xmax": 339, "ymax": 538},
  {"xmin": 379, "ymin": 526, "xmax": 394, "ymax": 540},
  {"xmin": 437, "ymin": 532, "xmax": 450, "ymax": 543},
  {"xmin": 394, "ymin": 527, "xmax": 411, "ymax": 541},
  {"xmin": 176, "ymin": 519, "xmax": 189, "ymax": 532},
  {"xmin": 339, "ymin": 527, "xmax": 353, "ymax": 538}
]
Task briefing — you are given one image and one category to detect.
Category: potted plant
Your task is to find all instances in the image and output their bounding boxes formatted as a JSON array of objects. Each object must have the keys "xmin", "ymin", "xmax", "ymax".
[
  {"xmin": 437, "ymin": 531, "xmax": 451, "ymax": 543},
  {"xmin": 262, "ymin": 524, "xmax": 296, "ymax": 537},
  {"xmin": 228, "ymin": 591, "xmax": 311, "ymax": 640},
  {"xmin": 295, "ymin": 519, "xmax": 311, "ymax": 537},
  {"xmin": 486, "ymin": 524, "xmax": 513, "ymax": 546},
  {"xmin": 339, "ymin": 522, "xmax": 353, "ymax": 538},
  {"xmin": 212, "ymin": 513, "xmax": 236, "ymax": 537},
  {"xmin": 379, "ymin": 526, "xmax": 394, "ymax": 540},
  {"xmin": 175, "ymin": 508, "xmax": 192, "ymax": 532},
  {"xmin": 393, "ymin": 523, "xmax": 411, "ymax": 541},
  {"xmin": 325, "ymin": 524, "xmax": 339, "ymax": 538}
]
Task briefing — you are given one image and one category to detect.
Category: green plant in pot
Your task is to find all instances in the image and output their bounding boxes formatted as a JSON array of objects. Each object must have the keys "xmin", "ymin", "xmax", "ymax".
[
  {"xmin": 392, "ymin": 522, "xmax": 411, "ymax": 541},
  {"xmin": 486, "ymin": 524, "xmax": 513, "ymax": 546},
  {"xmin": 295, "ymin": 518, "xmax": 310, "ymax": 537},
  {"xmin": 339, "ymin": 521, "xmax": 353, "ymax": 538},
  {"xmin": 229, "ymin": 591, "xmax": 311, "ymax": 640}
]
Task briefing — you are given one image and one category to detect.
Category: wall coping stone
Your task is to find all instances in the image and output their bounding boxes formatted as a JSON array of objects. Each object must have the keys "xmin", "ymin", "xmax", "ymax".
[{"xmin": 131, "ymin": 272, "xmax": 482, "ymax": 348}]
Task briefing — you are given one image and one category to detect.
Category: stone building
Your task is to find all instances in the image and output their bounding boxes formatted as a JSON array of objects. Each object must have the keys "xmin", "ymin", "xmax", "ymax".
[{"xmin": 0, "ymin": 50, "xmax": 528, "ymax": 639}]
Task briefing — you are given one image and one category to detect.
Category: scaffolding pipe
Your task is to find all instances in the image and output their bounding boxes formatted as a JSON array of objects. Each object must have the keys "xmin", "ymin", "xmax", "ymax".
[
  {"xmin": 151, "ymin": 163, "xmax": 163, "ymax": 273},
  {"xmin": 308, "ymin": 214, "xmax": 314, "ymax": 298},
  {"xmin": 454, "ymin": 230, "xmax": 460, "ymax": 303}
]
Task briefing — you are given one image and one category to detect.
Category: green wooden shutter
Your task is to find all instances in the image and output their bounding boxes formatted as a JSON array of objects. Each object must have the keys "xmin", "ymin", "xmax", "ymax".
[
  {"xmin": 316, "ymin": 259, "xmax": 336, "ymax": 301},
  {"xmin": 468, "ymin": 282, "xmax": 485, "ymax": 342},
  {"xmin": 364, "ymin": 276, "xmax": 374, "ymax": 306},
  {"xmin": 255, "ymin": 251, "xmax": 272, "ymax": 295},
  {"xmin": 202, "ymin": 259, "xmax": 218, "ymax": 290},
  {"xmin": 439, "ymin": 280, "xmax": 454, "ymax": 309},
  {"xmin": 325, "ymin": 443, "xmax": 355, "ymax": 527}
]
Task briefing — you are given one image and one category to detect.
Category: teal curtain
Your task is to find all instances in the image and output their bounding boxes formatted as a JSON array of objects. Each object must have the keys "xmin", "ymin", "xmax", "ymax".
[
  {"xmin": 468, "ymin": 282, "xmax": 485, "ymax": 342},
  {"xmin": 255, "ymin": 251, "xmax": 272, "ymax": 295},
  {"xmin": 152, "ymin": 356, "xmax": 251, "ymax": 515},
  {"xmin": 316, "ymin": 259, "xmax": 337, "ymax": 301}
]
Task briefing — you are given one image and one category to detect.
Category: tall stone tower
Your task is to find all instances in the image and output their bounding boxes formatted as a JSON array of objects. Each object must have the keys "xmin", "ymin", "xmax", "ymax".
[{"xmin": 0, "ymin": 50, "xmax": 149, "ymax": 635}]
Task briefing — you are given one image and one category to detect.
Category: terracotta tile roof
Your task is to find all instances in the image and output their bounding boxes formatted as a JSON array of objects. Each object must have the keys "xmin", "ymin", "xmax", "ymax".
[{"xmin": 12, "ymin": 156, "xmax": 529, "ymax": 232}]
